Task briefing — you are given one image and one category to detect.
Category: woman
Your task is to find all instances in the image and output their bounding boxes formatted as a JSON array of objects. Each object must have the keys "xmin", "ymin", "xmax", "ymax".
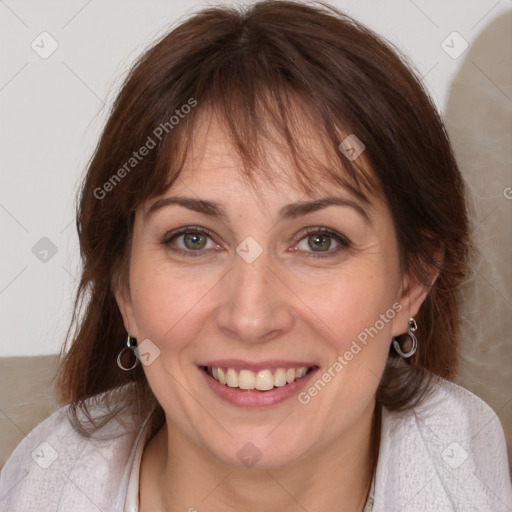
[{"xmin": 1, "ymin": 1, "xmax": 510, "ymax": 511}]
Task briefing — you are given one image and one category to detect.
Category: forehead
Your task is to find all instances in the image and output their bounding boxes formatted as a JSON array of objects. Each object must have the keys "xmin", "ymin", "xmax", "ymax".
[
  {"xmin": 171, "ymin": 108, "xmax": 375, "ymax": 205},
  {"xmin": 140, "ymin": 110, "xmax": 388, "ymax": 232}
]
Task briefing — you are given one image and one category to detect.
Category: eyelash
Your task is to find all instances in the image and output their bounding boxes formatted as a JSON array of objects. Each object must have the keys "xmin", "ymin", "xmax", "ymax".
[
  {"xmin": 162, "ymin": 225, "xmax": 352, "ymax": 258},
  {"xmin": 295, "ymin": 226, "xmax": 351, "ymax": 258},
  {"xmin": 162, "ymin": 226, "xmax": 219, "ymax": 258}
]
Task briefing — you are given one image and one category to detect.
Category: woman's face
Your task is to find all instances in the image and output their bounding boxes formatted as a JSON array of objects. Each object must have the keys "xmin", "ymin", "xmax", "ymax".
[{"xmin": 116, "ymin": 115, "xmax": 428, "ymax": 469}]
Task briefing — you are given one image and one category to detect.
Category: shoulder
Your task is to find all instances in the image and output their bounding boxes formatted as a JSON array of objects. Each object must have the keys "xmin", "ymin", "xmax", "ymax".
[
  {"xmin": 408, "ymin": 375, "xmax": 505, "ymax": 441},
  {"xmin": 412, "ymin": 376, "xmax": 510, "ymax": 472},
  {"xmin": 373, "ymin": 376, "xmax": 512, "ymax": 512},
  {"xmin": 0, "ymin": 390, "xmax": 151, "ymax": 512}
]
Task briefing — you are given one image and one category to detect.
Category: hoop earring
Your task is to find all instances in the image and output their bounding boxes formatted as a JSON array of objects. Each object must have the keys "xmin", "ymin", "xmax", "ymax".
[
  {"xmin": 117, "ymin": 335, "xmax": 140, "ymax": 371},
  {"xmin": 392, "ymin": 317, "xmax": 418, "ymax": 358}
]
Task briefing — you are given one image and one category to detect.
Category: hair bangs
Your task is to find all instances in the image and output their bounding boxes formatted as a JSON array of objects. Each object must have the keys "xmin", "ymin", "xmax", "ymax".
[{"xmin": 146, "ymin": 64, "xmax": 379, "ymax": 210}]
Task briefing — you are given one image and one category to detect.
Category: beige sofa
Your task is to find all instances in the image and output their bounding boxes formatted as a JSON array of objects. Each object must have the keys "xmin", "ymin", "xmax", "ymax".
[{"xmin": 0, "ymin": 356, "xmax": 60, "ymax": 467}]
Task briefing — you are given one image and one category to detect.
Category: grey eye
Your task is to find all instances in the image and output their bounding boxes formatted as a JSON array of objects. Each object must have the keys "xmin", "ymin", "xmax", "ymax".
[
  {"xmin": 182, "ymin": 233, "xmax": 208, "ymax": 250},
  {"xmin": 297, "ymin": 233, "xmax": 339, "ymax": 252},
  {"xmin": 308, "ymin": 234, "xmax": 332, "ymax": 251}
]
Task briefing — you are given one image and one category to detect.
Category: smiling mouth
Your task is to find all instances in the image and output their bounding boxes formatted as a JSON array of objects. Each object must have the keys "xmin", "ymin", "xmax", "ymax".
[{"xmin": 202, "ymin": 365, "xmax": 314, "ymax": 391}]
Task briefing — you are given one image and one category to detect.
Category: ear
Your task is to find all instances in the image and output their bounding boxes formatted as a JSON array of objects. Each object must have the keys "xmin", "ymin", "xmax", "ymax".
[
  {"xmin": 112, "ymin": 274, "xmax": 139, "ymax": 338},
  {"xmin": 392, "ymin": 247, "xmax": 443, "ymax": 337}
]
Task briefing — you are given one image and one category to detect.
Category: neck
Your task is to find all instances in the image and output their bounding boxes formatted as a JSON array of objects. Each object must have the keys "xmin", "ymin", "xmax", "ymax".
[{"xmin": 139, "ymin": 402, "xmax": 379, "ymax": 512}]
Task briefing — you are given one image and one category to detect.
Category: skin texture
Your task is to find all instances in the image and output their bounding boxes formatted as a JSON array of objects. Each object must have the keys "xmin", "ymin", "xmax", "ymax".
[{"xmin": 115, "ymin": 114, "xmax": 433, "ymax": 512}]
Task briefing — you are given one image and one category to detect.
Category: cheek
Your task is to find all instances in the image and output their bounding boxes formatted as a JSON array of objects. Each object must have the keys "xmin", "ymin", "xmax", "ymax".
[
  {"xmin": 294, "ymin": 261, "xmax": 400, "ymax": 350},
  {"xmin": 296, "ymin": 272, "xmax": 397, "ymax": 434},
  {"xmin": 128, "ymin": 257, "xmax": 218, "ymax": 345},
  {"xmin": 291, "ymin": 259, "xmax": 400, "ymax": 420}
]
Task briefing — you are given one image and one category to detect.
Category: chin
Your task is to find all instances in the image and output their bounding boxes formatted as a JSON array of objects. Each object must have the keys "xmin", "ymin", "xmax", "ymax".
[{"xmin": 203, "ymin": 431, "xmax": 312, "ymax": 470}]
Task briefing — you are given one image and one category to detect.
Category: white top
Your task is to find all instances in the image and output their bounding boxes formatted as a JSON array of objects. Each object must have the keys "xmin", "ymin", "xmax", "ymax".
[{"xmin": 1, "ymin": 377, "xmax": 511, "ymax": 511}]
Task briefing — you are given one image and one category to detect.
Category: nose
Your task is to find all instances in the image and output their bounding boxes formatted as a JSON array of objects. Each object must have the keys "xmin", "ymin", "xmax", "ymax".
[{"xmin": 214, "ymin": 253, "xmax": 295, "ymax": 344}]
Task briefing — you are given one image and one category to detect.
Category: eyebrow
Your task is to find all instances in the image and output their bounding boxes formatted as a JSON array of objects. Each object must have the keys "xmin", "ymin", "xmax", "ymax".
[
  {"xmin": 280, "ymin": 197, "xmax": 371, "ymax": 224},
  {"xmin": 147, "ymin": 195, "xmax": 371, "ymax": 224},
  {"xmin": 148, "ymin": 197, "xmax": 229, "ymax": 221}
]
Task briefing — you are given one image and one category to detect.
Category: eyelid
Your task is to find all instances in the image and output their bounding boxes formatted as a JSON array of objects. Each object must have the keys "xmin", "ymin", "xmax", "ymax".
[
  {"xmin": 162, "ymin": 225, "xmax": 221, "ymax": 257},
  {"xmin": 162, "ymin": 225, "xmax": 215, "ymax": 244},
  {"xmin": 292, "ymin": 226, "xmax": 351, "ymax": 246}
]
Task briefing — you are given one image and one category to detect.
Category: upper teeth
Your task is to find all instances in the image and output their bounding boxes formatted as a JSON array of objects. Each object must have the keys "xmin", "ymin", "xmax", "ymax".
[{"xmin": 208, "ymin": 366, "xmax": 309, "ymax": 391}]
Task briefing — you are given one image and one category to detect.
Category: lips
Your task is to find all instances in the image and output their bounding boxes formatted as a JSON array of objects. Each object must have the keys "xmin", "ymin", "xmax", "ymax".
[{"xmin": 198, "ymin": 359, "xmax": 318, "ymax": 407}]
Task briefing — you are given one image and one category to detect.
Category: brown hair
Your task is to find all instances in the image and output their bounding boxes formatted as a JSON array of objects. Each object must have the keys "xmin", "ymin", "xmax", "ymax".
[{"xmin": 56, "ymin": 0, "xmax": 471, "ymax": 432}]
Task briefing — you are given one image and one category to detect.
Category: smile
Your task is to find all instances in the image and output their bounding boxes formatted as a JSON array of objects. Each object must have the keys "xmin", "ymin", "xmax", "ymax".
[
  {"xmin": 198, "ymin": 360, "xmax": 319, "ymax": 407},
  {"xmin": 204, "ymin": 365, "xmax": 312, "ymax": 391}
]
